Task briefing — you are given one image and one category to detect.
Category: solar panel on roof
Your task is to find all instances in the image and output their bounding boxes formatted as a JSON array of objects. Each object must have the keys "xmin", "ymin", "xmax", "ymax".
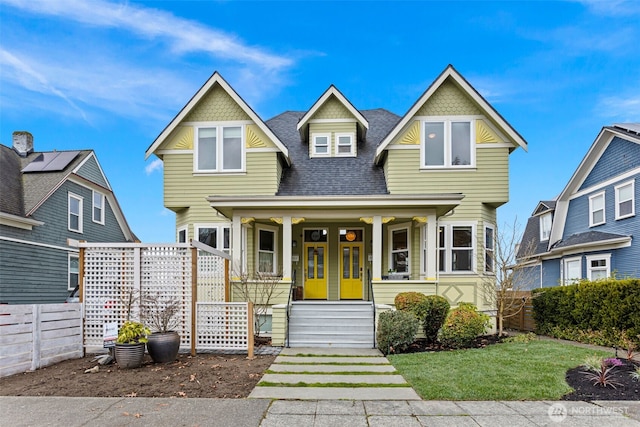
[{"xmin": 22, "ymin": 151, "xmax": 80, "ymax": 173}]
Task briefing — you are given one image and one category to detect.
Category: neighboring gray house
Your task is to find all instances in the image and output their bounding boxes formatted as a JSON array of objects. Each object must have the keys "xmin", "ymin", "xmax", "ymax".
[
  {"xmin": 516, "ymin": 124, "xmax": 640, "ymax": 289},
  {"xmin": 0, "ymin": 131, "xmax": 136, "ymax": 304}
]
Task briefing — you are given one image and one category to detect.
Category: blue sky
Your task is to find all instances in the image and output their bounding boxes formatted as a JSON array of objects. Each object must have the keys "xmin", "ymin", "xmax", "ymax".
[{"xmin": 1, "ymin": 0, "xmax": 639, "ymax": 242}]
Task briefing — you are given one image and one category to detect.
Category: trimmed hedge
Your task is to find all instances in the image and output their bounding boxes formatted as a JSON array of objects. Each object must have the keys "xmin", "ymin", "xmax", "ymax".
[
  {"xmin": 439, "ymin": 303, "xmax": 490, "ymax": 349},
  {"xmin": 376, "ymin": 310, "xmax": 419, "ymax": 355},
  {"xmin": 394, "ymin": 292, "xmax": 450, "ymax": 343},
  {"xmin": 394, "ymin": 292, "xmax": 427, "ymax": 312},
  {"xmin": 532, "ymin": 278, "xmax": 640, "ymax": 346}
]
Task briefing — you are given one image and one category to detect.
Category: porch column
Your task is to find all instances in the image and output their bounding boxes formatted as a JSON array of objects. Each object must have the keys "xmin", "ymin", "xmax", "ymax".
[
  {"xmin": 426, "ymin": 212, "xmax": 437, "ymax": 280},
  {"xmin": 372, "ymin": 215, "xmax": 383, "ymax": 280},
  {"xmin": 282, "ymin": 216, "xmax": 292, "ymax": 281},
  {"xmin": 232, "ymin": 213, "xmax": 242, "ymax": 276}
]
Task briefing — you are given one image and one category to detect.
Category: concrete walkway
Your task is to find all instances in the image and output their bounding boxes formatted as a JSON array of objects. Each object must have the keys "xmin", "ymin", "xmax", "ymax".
[{"xmin": 248, "ymin": 347, "xmax": 422, "ymax": 400}]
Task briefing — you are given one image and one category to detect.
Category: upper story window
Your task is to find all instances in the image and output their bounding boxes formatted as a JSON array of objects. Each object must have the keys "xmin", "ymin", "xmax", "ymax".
[
  {"xmin": 615, "ymin": 181, "xmax": 635, "ymax": 220},
  {"xmin": 388, "ymin": 224, "xmax": 410, "ymax": 275},
  {"xmin": 312, "ymin": 133, "xmax": 331, "ymax": 157},
  {"xmin": 589, "ymin": 191, "xmax": 605, "ymax": 227},
  {"xmin": 335, "ymin": 133, "xmax": 355, "ymax": 157},
  {"xmin": 439, "ymin": 223, "xmax": 475, "ymax": 273},
  {"xmin": 196, "ymin": 224, "xmax": 230, "ymax": 254},
  {"xmin": 484, "ymin": 224, "xmax": 495, "ymax": 274},
  {"xmin": 540, "ymin": 212, "xmax": 552, "ymax": 241},
  {"xmin": 68, "ymin": 192, "xmax": 83, "ymax": 233},
  {"xmin": 423, "ymin": 120, "xmax": 473, "ymax": 168},
  {"xmin": 196, "ymin": 126, "xmax": 243, "ymax": 172},
  {"xmin": 92, "ymin": 191, "xmax": 105, "ymax": 225}
]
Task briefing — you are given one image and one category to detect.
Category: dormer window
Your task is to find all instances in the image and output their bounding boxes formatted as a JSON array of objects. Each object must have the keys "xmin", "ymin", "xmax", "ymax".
[
  {"xmin": 422, "ymin": 119, "xmax": 474, "ymax": 168},
  {"xmin": 335, "ymin": 133, "xmax": 355, "ymax": 157},
  {"xmin": 312, "ymin": 133, "xmax": 331, "ymax": 157},
  {"xmin": 540, "ymin": 212, "xmax": 552, "ymax": 241}
]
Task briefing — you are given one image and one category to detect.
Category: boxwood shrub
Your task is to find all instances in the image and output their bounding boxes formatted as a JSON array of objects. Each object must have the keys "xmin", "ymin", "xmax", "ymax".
[
  {"xmin": 438, "ymin": 303, "xmax": 490, "ymax": 349},
  {"xmin": 532, "ymin": 278, "xmax": 640, "ymax": 346},
  {"xmin": 394, "ymin": 293, "xmax": 450, "ymax": 343},
  {"xmin": 376, "ymin": 310, "xmax": 419, "ymax": 355}
]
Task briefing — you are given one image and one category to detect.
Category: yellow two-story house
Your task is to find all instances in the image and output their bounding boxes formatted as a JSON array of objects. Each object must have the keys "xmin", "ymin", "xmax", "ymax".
[{"xmin": 146, "ymin": 65, "xmax": 527, "ymax": 347}]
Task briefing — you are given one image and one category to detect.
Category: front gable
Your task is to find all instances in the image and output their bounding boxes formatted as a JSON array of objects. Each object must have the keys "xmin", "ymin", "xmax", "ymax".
[
  {"xmin": 184, "ymin": 84, "xmax": 251, "ymax": 122},
  {"xmin": 578, "ymin": 136, "xmax": 640, "ymax": 191},
  {"xmin": 74, "ymin": 153, "xmax": 110, "ymax": 190}
]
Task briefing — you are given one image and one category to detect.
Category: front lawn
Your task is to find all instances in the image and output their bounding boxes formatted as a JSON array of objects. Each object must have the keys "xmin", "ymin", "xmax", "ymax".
[{"xmin": 387, "ymin": 339, "xmax": 612, "ymax": 400}]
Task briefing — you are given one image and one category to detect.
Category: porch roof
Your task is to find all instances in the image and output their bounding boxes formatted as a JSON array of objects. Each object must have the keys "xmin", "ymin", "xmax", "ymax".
[{"xmin": 207, "ymin": 193, "xmax": 463, "ymax": 219}]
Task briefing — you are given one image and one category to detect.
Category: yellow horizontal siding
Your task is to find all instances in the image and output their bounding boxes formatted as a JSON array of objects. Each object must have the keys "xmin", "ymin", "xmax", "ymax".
[
  {"xmin": 271, "ymin": 305, "xmax": 286, "ymax": 346},
  {"xmin": 372, "ymin": 282, "xmax": 437, "ymax": 306}
]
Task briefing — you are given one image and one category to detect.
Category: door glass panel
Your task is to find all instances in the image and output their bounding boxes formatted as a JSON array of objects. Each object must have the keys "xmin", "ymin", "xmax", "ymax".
[
  {"xmin": 307, "ymin": 247, "xmax": 314, "ymax": 279},
  {"xmin": 343, "ymin": 247, "xmax": 350, "ymax": 279},
  {"xmin": 317, "ymin": 247, "xmax": 324, "ymax": 279},
  {"xmin": 353, "ymin": 247, "xmax": 360, "ymax": 279}
]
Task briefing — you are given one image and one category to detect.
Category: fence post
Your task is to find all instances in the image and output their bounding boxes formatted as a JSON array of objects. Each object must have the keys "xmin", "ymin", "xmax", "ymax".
[
  {"xmin": 191, "ymin": 247, "xmax": 197, "ymax": 356},
  {"xmin": 247, "ymin": 302, "xmax": 254, "ymax": 359},
  {"xmin": 31, "ymin": 305, "xmax": 41, "ymax": 371}
]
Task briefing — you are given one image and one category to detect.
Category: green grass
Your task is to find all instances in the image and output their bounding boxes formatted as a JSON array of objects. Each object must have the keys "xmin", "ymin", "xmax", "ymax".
[{"xmin": 387, "ymin": 340, "xmax": 611, "ymax": 400}]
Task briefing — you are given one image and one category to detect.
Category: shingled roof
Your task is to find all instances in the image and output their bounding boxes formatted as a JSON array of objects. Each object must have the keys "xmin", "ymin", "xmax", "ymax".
[{"xmin": 269, "ymin": 108, "xmax": 401, "ymax": 196}]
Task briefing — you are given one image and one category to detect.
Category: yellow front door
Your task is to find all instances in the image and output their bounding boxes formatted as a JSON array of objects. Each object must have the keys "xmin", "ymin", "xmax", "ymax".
[
  {"xmin": 340, "ymin": 242, "xmax": 364, "ymax": 299},
  {"xmin": 304, "ymin": 243, "xmax": 328, "ymax": 299}
]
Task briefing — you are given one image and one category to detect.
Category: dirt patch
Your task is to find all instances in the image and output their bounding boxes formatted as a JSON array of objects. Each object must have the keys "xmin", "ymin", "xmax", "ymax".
[
  {"xmin": 563, "ymin": 359, "xmax": 640, "ymax": 401},
  {"xmin": 0, "ymin": 352, "xmax": 275, "ymax": 399}
]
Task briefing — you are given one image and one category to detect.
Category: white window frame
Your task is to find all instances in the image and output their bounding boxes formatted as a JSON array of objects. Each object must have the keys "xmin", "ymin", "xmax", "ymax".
[
  {"xmin": 438, "ymin": 222, "xmax": 477, "ymax": 274},
  {"xmin": 388, "ymin": 223, "xmax": 411, "ymax": 276},
  {"xmin": 92, "ymin": 191, "xmax": 105, "ymax": 225},
  {"xmin": 615, "ymin": 180, "xmax": 635, "ymax": 220},
  {"xmin": 421, "ymin": 118, "xmax": 475, "ymax": 169},
  {"xmin": 68, "ymin": 192, "xmax": 83, "ymax": 233},
  {"xmin": 177, "ymin": 225, "xmax": 188, "ymax": 243},
  {"xmin": 589, "ymin": 191, "xmax": 606, "ymax": 227},
  {"xmin": 68, "ymin": 254, "xmax": 79, "ymax": 291},
  {"xmin": 334, "ymin": 133, "xmax": 355, "ymax": 157},
  {"xmin": 586, "ymin": 254, "xmax": 611, "ymax": 281},
  {"xmin": 194, "ymin": 124, "xmax": 245, "ymax": 173},
  {"xmin": 256, "ymin": 223, "xmax": 278, "ymax": 274},
  {"xmin": 194, "ymin": 223, "xmax": 231, "ymax": 253},
  {"xmin": 312, "ymin": 133, "xmax": 331, "ymax": 157},
  {"xmin": 539, "ymin": 212, "xmax": 552, "ymax": 241},
  {"xmin": 484, "ymin": 223, "xmax": 495, "ymax": 274},
  {"xmin": 563, "ymin": 256, "xmax": 582, "ymax": 285}
]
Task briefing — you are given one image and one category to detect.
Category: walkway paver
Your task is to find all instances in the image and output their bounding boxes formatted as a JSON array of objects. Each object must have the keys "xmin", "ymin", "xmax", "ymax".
[{"xmin": 249, "ymin": 347, "xmax": 422, "ymax": 400}]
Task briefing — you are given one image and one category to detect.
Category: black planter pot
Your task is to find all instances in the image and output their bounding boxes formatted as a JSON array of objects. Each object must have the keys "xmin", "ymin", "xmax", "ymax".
[
  {"xmin": 114, "ymin": 342, "xmax": 145, "ymax": 369},
  {"xmin": 147, "ymin": 331, "xmax": 180, "ymax": 363}
]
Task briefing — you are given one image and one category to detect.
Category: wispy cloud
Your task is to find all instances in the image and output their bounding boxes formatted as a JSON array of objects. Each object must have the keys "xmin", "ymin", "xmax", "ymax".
[
  {"xmin": 598, "ymin": 93, "xmax": 640, "ymax": 121},
  {"xmin": 575, "ymin": 0, "xmax": 640, "ymax": 17},
  {"xmin": 1, "ymin": 0, "xmax": 292, "ymax": 70},
  {"xmin": 145, "ymin": 158, "xmax": 163, "ymax": 175}
]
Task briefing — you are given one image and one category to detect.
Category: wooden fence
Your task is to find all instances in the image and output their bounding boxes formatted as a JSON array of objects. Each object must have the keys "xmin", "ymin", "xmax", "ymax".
[
  {"xmin": 0, "ymin": 303, "xmax": 83, "ymax": 378},
  {"xmin": 502, "ymin": 291, "xmax": 536, "ymax": 332}
]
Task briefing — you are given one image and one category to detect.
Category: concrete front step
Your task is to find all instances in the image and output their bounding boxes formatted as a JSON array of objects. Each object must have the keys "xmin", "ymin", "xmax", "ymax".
[
  {"xmin": 279, "ymin": 347, "xmax": 382, "ymax": 356},
  {"xmin": 268, "ymin": 364, "xmax": 396, "ymax": 373},
  {"xmin": 261, "ymin": 373, "xmax": 408, "ymax": 384},
  {"xmin": 275, "ymin": 356, "xmax": 389, "ymax": 364},
  {"xmin": 249, "ymin": 386, "xmax": 421, "ymax": 400}
]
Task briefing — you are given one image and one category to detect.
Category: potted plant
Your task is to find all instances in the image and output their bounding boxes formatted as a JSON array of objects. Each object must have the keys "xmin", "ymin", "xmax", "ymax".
[
  {"xmin": 115, "ymin": 320, "xmax": 150, "ymax": 369},
  {"xmin": 141, "ymin": 292, "xmax": 182, "ymax": 363}
]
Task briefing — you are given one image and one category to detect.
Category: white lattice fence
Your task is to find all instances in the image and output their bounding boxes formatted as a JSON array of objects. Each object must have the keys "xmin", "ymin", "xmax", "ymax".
[
  {"xmin": 196, "ymin": 303, "xmax": 250, "ymax": 350},
  {"xmin": 197, "ymin": 253, "xmax": 227, "ymax": 302}
]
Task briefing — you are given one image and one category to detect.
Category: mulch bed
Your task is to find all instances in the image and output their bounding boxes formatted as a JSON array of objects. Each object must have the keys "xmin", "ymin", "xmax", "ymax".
[{"xmin": 563, "ymin": 359, "xmax": 640, "ymax": 401}]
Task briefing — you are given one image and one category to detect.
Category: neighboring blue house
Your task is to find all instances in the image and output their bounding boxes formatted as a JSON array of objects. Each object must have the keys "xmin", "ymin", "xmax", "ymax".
[
  {"xmin": 516, "ymin": 124, "xmax": 639, "ymax": 289},
  {"xmin": 0, "ymin": 131, "xmax": 136, "ymax": 304}
]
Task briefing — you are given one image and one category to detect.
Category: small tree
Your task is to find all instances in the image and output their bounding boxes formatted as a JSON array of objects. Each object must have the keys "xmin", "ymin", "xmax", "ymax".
[
  {"xmin": 233, "ymin": 270, "xmax": 284, "ymax": 337},
  {"xmin": 480, "ymin": 219, "xmax": 538, "ymax": 336}
]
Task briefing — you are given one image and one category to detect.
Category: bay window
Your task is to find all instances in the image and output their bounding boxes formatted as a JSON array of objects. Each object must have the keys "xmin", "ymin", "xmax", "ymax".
[
  {"xmin": 484, "ymin": 224, "xmax": 495, "ymax": 274},
  {"xmin": 196, "ymin": 125, "xmax": 243, "ymax": 172},
  {"xmin": 195, "ymin": 224, "xmax": 230, "ymax": 254},
  {"xmin": 423, "ymin": 119, "xmax": 473, "ymax": 168},
  {"xmin": 438, "ymin": 223, "xmax": 475, "ymax": 273}
]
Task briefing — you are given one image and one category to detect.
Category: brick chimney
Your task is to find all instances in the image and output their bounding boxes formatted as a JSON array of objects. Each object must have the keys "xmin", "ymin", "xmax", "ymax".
[{"xmin": 13, "ymin": 131, "xmax": 34, "ymax": 157}]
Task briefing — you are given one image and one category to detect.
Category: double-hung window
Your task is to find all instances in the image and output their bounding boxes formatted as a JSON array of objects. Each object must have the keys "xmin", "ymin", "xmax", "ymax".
[
  {"xmin": 177, "ymin": 226, "xmax": 187, "ymax": 243},
  {"xmin": 484, "ymin": 224, "xmax": 495, "ymax": 274},
  {"xmin": 563, "ymin": 257, "xmax": 582, "ymax": 285},
  {"xmin": 195, "ymin": 224, "xmax": 230, "ymax": 254},
  {"xmin": 68, "ymin": 193, "xmax": 83, "ymax": 233},
  {"xmin": 615, "ymin": 181, "xmax": 635, "ymax": 220},
  {"xmin": 389, "ymin": 224, "xmax": 410, "ymax": 275},
  {"xmin": 196, "ymin": 126, "xmax": 243, "ymax": 172},
  {"xmin": 335, "ymin": 133, "xmax": 355, "ymax": 157},
  {"xmin": 312, "ymin": 134, "xmax": 331, "ymax": 157},
  {"xmin": 257, "ymin": 225, "xmax": 278, "ymax": 274},
  {"xmin": 589, "ymin": 192, "xmax": 605, "ymax": 227},
  {"xmin": 539, "ymin": 212, "xmax": 552, "ymax": 241},
  {"xmin": 68, "ymin": 254, "xmax": 79, "ymax": 290},
  {"xmin": 438, "ymin": 224, "xmax": 475, "ymax": 273},
  {"xmin": 423, "ymin": 120, "xmax": 473, "ymax": 168},
  {"xmin": 92, "ymin": 191, "xmax": 105, "ymax": 224},
  {"xmin": 586, "ymin": 254, "xmax": 610, "ymax": 281}
]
